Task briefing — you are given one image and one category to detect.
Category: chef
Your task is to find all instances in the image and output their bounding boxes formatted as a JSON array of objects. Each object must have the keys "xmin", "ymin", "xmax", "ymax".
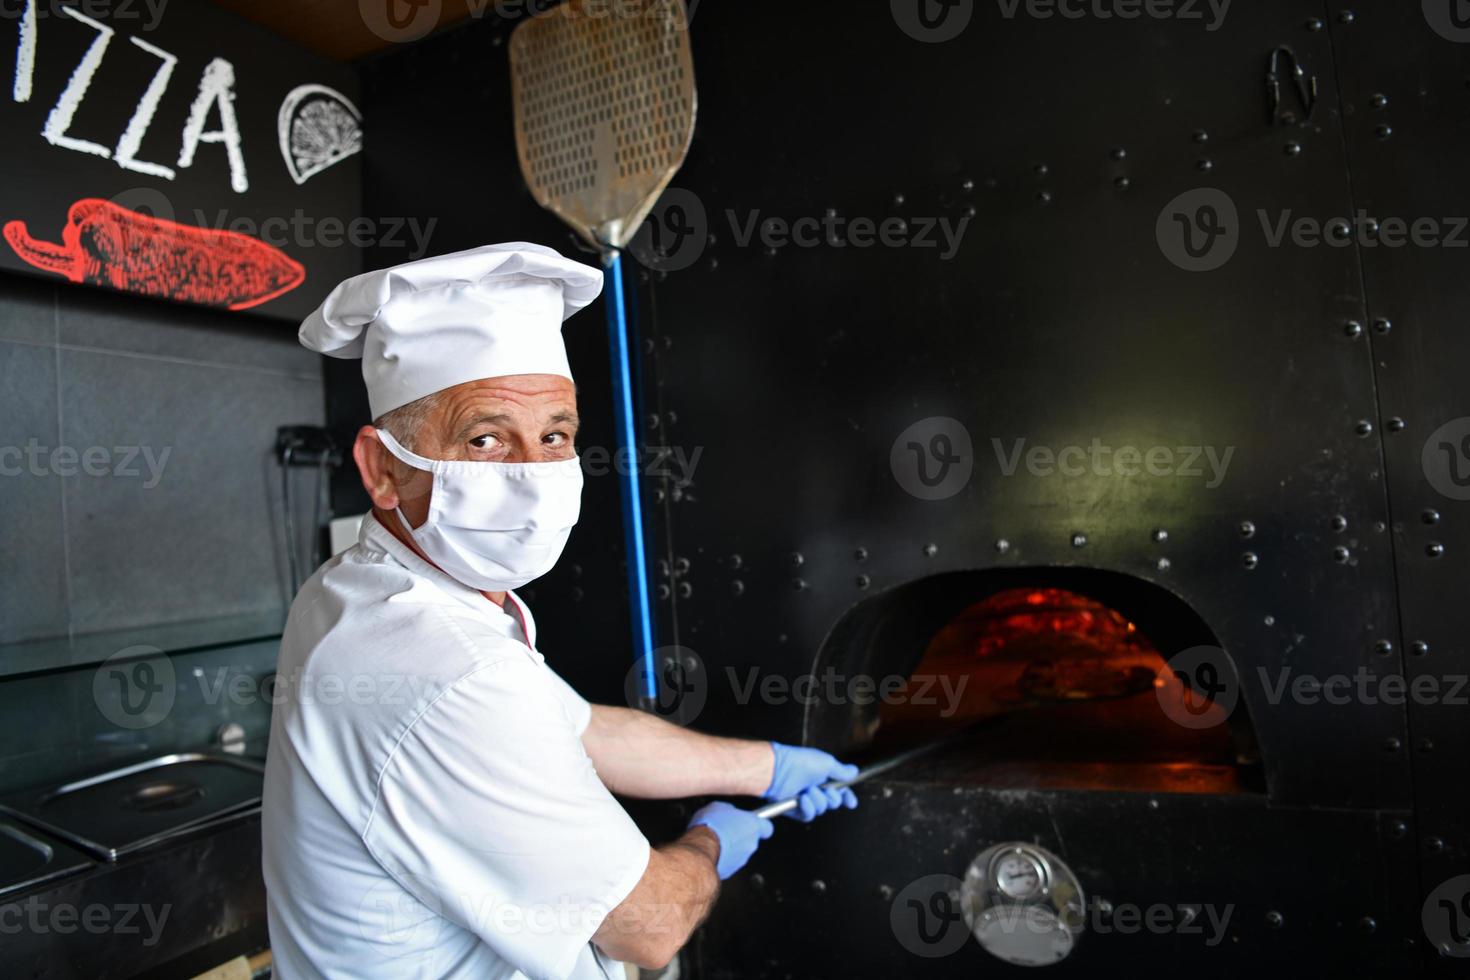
[{"xmin": 261, "ymin": 243, "xmax": 858, "ymax": 980}]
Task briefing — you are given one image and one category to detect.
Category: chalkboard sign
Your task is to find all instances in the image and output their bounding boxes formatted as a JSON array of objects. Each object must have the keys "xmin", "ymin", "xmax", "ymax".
[{"xmin": 0, "ymin": 0, "xmax": 363, "ymax": 321}]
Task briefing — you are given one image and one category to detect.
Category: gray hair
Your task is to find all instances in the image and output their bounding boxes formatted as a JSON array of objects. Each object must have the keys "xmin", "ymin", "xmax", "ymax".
[{"xmin": 374, "ymin": 392, "xmax": 442, "ymax": 453}]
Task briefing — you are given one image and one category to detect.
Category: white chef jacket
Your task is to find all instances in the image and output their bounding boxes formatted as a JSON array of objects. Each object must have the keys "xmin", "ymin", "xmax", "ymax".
[{"xmin": 262, "ymin": 513, "xmax": 651, "ymax": 980}]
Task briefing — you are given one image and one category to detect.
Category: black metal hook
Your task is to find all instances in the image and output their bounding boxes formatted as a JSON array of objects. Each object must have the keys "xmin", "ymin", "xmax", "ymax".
[{"xmin": 1267, "ymin": 45, "xmax": 1317, "ymax": 125}]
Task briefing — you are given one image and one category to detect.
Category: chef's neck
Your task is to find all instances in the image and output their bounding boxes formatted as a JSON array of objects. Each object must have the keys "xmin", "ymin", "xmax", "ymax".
[{"xmin": 372, "ymin": 506, "xmax": 508, "ymax": 607}]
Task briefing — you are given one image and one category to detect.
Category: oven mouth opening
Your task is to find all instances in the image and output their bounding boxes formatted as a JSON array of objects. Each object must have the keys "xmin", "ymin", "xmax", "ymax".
[{"xmin": 803, "ymin": 568, "xmax": 1263, "ymax": 796}]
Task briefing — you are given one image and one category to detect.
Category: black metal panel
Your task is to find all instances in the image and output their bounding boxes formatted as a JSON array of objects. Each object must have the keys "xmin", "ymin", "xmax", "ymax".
[
  {"xmin": 704, "ymin": 778, "xmax": 1416, "ymax": 978},
  {"xmin": 1324, "ymin": 1, "xmax": 1470, "ymax": 970},
  {"xmin": 654, "ymin": 0, "xmax": 1403, "ymax": 811}
]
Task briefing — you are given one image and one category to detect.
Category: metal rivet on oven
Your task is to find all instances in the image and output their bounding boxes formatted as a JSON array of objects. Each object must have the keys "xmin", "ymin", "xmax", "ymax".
[
  {"xmin": 1242, "ymin": 552, "xmax": 1259, "ymax": 570},
  {"xmin": 1264, "ymin": 615, "xmax": 1275, "ymax": 625},
  {"xmin": 1156, "ymin": 557, "xmax": 1171, "ymax": 571},
  {"xmin": 1426, "ymin": 542, "xmax": 1445, "ymax": 558},
  {"xmin": 1386, "ymin": 417, "xmax": 1405, "ymax": 432},
  {"xmin": 1387, "ymin": 820, "xmax": 1407, "ymax": 838},
  {"xmin": 1370, "ymin": 93, "xmax": 1388, "ymax": 109},
  {"xmin": 790, "ymin": 552, "xmax": 804, "ymax": 567},
  {"xmin": 1374, "ymin": 124, "xmax": 1392, "ymax": 140},
  {"xmin": 677, "ymin": 582, "xmax": 693, "ymax": 599},
  {"xmin": 811, "ymin": 879, "xmax": 826, "ymax": 894},
  {"xmin": 879, "ymin": 884, "xmax": 894, "ymax": 900},
  {"xmin": 1034, "ymin": 163, "xmax": 1049, "ymax": 176},
  {"xmin": 962, "ymin": 177, "xmax": 975, "ymax": 192},
  {"xmin": 1422, "ymin": 508, "xmax": 1440, "ymax": 525},
  {"xmin": 1070, "ymin": 532, "xmax": 1088, "ymax": 548},
  {"xmin": 571, "ymin": 586, "xmax": 584, "ymax": 603},
  {"xmin": 1384, "ymin": 737, "xmax": 1402, "ymax": 752},
  {"xmin": 1418, "ymin": 738, "xmax": 1434, "ymax": 753},
  {"xmin": 728, "ymin": 553, "xmax": 743, "ymax": 570},
  {"xmin": 1192, "ymin": 129, "xmax": 1209, "ymax": 143},
  {"xmin": 750, "ymin": 873, "xmax": 764, "ymax": 890},
  {"xmin": 1284, "ymin": 140, "xmax": 1302, "ymax": 156},
  {"xmin": 923, "ymin": 543, "xmax": 938, "ymax": 557},
  {"xmin": 1332, "ymin": 546, "xmax": 1351, "ymax": 563},
  {"xmin": 1114, "ymin": 176, "xmax": 1130, "ymax": 190},
  {"xmin": 1037, "ymin": 190, "xmax": 1052, "ymax": 204},
  {"xmin": 1372, "ymin": 318, "xmax": 1392, "ymax": 335},
  {"xmin": 1355, "ymin": 419, "xmax": 1374, "ymax": 437},
  {"xmin": 1338, "ymin": 9, "xmax": 1355, "ymax": 23},
  {"xmin": 730, "ymin": 579, "xmax": 745, "ymax": 596},
  {"xmin": 1374, "ymin": 640, "xmax": 1394, "ymax": 656},
  {"xmin": 1343, "ymin": 319, "xmax": 1364, "ymax": 339},
  {"xmin": 856, "ymin": 574, "xmax": 871, "ymax": 590},
  {"xmin": 1148, "ymin": 799, "xmax": 1159, "ymax": 809},
  {"xmin": 1410, "ymin": 640, "xmax": 1429, "ymax": 657},
  {"xmin": 792, "ymin": 578, "xmax": 808, "ymax": 591},
  {"xmin": 1358, "ymin": 916, "xmax": 1376, "ymax": 934},
  {"xmin": 1427, "ymin": 837, "xmax": 1445, "ymax": 853},
  {"xmin": 1265, "ymin": 911, "xmax": 1284, "ymax": 929},
  {"xmin": 670, "ymin": 486, "xmax": 684, "ymax": 502},
  {"xmin": 1196, "ymin": 158, "xmax": 1213, "ymax": 172},
  {"xmin": 1152, "ymin": 528, "xmax": 1168, "ymax": 543},
  {"xmin": 1305, "ymin": 16, "xmax": 1323, "ymax": 30},
  {"xmin": 1330, "ymin": 515, "xmax": 1348, "ymax": 532},
  {"xmin": 657, "ymin": 559, "xmax": 671, "ymax": 578},
  {"xmin": 1111, "ymin": 147, "xmax": 1127, "ymax": 160},
  {"xmin": 1374, "ymin": 521, "xmax": 1386, "ymax": 533},
  {"xmin": 673, "ymin": 557, "xmax": 691, "ymax": 575},
  {"xmin": 854, "ymin": 547, "xmax": 869, "ymax": 562},
  {"xmin": 995, "ymin": 538, "xmax": 1010, "ymax": 553},
  {"xmin": 657, "ymin": 584, "xmax": 671, "ymax": 600},
  {"xmin": 1239, "ymin": 520, "xmax": 1256, "ymax": 538},
  {"xmin": 882, "ymin": 786, "xmax": 894, "ymax": 798}
]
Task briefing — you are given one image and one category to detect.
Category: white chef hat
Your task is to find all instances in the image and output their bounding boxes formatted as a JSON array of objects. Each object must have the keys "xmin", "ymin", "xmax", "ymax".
[{"xmin": 299, "ymin": 242, "xmax": 603, "ymax": 418}]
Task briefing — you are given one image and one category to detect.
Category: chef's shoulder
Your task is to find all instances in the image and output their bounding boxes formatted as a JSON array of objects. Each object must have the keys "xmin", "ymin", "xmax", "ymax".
[{"xmin": 306, "ymin": 547, "xmax": 536, "ymax": 679}]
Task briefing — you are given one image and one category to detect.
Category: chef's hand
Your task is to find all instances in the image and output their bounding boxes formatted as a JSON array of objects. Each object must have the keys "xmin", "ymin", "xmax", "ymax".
[
  {"xmin": 764, "ymin": 743, "xmax": 860, "ymax": 822},
  {"xmin": 688, "ymin": 802, "xmax": 774, "ymax": 880}
]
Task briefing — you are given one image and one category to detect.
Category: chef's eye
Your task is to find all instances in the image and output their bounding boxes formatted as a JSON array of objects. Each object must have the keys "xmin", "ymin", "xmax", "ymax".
[
  {"xmin": 543, "ymin": 431, "xmax": 569, "ymax": 447},
  {"xmin": 469, "ymin": 433, "xmax": 502, "ymax": 451}
]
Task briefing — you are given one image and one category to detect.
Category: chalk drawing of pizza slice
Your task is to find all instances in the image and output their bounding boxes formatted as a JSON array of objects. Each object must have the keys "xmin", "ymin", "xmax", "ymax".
[{"xmin": 279, "ymin": 84, "xmax": 364, "ymax": 186}]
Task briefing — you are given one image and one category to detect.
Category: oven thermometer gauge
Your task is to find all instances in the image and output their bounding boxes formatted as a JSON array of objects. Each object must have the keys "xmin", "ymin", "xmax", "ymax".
[
  {"xmin": 961, "ymin": 842, "xmax": 1086, "ymax": 967},
  {"xmin": 994, "ymin": 849, "xmax": 1047, "ymax": 900}
]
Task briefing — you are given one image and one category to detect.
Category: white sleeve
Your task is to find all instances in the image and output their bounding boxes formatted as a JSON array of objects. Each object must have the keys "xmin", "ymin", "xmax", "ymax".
[
  {"xmin": 541, "ymin": 661, "xmax": 593, "ymax": 735},
  {"xmin": 363, "ymin": 658, "xmax": 651, "ymax": 980}
]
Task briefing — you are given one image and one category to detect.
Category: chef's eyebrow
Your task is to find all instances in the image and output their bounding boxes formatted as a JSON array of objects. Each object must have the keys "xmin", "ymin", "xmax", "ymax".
[
  {"xmin": 456, "ymin": 414, "xmax": 512, "ymax": 440},
  {"xmin": 455, "ymin": 411, "xmax": 579, "ymax": 440}
]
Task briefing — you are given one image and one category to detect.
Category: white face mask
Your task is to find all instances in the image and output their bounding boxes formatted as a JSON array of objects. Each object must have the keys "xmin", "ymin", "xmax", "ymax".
[{"xmin": 375, "ymin": 428, "xmax": 583, "ymax": 592}]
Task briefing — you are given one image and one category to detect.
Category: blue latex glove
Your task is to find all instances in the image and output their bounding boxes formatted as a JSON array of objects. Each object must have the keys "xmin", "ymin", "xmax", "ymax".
[
  {"xmin": 689, "ymin": 802, "xmax": 774, "ymax": 880},
  {"xmin": 764, "ymin": 742, "xmax": 860, "ymax": 823}
]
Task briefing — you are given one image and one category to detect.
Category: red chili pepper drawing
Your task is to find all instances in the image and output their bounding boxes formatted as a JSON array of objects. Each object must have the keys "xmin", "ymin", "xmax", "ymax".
[{"xmin": 3, "ymin": 198, "xmax": 306, "ymax": 311}]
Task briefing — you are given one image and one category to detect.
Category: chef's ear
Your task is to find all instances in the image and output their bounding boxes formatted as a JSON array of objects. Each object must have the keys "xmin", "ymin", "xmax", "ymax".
[{"xmin": 353, "ymin": 426, "xmax": 402, "ymax": 510}]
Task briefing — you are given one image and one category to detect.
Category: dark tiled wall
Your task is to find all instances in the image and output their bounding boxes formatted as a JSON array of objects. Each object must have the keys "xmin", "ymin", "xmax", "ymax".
[
  {"xmin": 0, "ymin": 273, "xmax": 324, "ymax": 650},
  {"xmin": 0, "ymin": 272, "xmax": 324, "ymax": 788}
]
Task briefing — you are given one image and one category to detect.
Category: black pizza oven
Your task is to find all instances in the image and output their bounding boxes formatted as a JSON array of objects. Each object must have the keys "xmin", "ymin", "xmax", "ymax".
[
  {"xmin": 339, "ymin": 0, "xmax": 1468, "ymax": 976},
  {"xmin": 802, "ymin": 571, "xmax": 1258, "ymax": 797}
]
